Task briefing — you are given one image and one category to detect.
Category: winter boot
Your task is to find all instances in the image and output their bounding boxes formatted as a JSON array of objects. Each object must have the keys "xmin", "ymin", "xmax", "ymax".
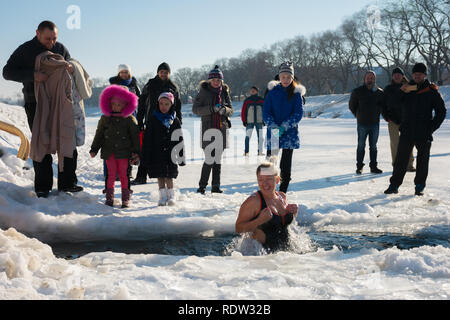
[
  {"xmin": 415, "ymin": 184, "xmax": 425, "ymax": 197},
  {"xmin": 158, "ymin": 188, "xmax": 168, "ymax": 206},
  {"xmin": 356, "ymin": 163, "xmax": 364, "ymax": 175},
  {"xmin": 104, "ymin": 188, "xmax": 114, "ymax": 207},
  {"xmin": 167, "ymin": 189, "xmax": 176, "ymax": 206},
  {"xmin": 384, "ymin": 185, "xmax": 399, "ymax": 195},
  {"xmin": 121, "ymin": 189, "xmax": 132, "ymax": 208},
  {"xmin": 370, "ymin": 166, "xmax": 383, "ymax": 174},
  {"xmin": 211, "ymin": 186, "xmax": 223, "ymax": 194}
]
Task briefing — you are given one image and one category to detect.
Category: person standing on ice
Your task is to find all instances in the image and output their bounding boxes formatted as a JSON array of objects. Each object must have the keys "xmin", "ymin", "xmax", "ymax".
[
  {"xmin": 382, "ymin": 67, "xmax": 416, "ymax": 172},
  {"xmin": 103, "ymin": 64, "xmax": 141, "ymax": 180},
  {"xmin": 235, "ymin": 161, "xmax": 299, "ymax": 253},
  {"xmin": 193, "ymin": 65, "xmax": 233, "ymax": 195},
  {"xmin": 241, "ymin": 86, "xmax": 265, "ymax": 157},
  {"xmin": 263, "ymin": 61, "xmax": 305, "ymax": 193},
  {"xmin": 384, "ymin": 63, "xmax": 446, "ymax": 196},
  {"xmin": 349, "ymin": 70, "xmax": 384, "ymax": 175},
  {"xmin": 142, "ymin": 92, "xmax": 185, "ymax": 206},
  {"xmin": 2, "ymin": 20, "xmax": 82, "ymax": 198},
  {"xmin": 134, "ymin": 63, "xmax": 183, "ymax": 186},
  {"xmin": 90, "ymin": 85, "xmax": 140, "ymax": 208}
]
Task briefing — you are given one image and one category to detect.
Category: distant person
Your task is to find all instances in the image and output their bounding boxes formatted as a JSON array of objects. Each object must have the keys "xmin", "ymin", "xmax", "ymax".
[
  {"xmin": 3, "ymin": 20, "xmax": 81, "ymax": 198},
  {"xmin": 263, "ymin": 61, "xmax": 305, "ymax": 193},
  {"xmin": 134, "ymin": 62, "xmax": 182, "ymax": 185},
  {"xmin": 193, "ymin": 65, "xmax": 233, "ymax": 194},
  {"xmin": 382, "ymin": 67, "xmax": 416, "ymax": 172},
  {"xmin": 109, "ymin": 64, "xmax": 141, "ymax": 116},
  {"xmin": 235, "ymin": 161, "xmax": 299, "ymax": 253},
  {"xmin": 384, "ymin": 63, "xmax": 446, "ymax": 196},
  {"xmin": 90, "ymin": 85, "xmax": 140, "ymax": 208},
  {"xmin": 241, "ymin": 86, "xmax": 265, "ymax": 156},
  {"xmin": 349, "ymin": 70, "xmax": 384, "ymax": 175},
  {"xmin": 142, "ymin": 92, "xmax": 185, "ymax": 206}
]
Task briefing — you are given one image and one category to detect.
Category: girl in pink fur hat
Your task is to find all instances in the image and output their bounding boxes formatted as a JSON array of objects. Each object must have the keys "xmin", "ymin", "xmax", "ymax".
[{"xmin": 90, "ymin": 85, "xmax": 140, "ymax": 208}]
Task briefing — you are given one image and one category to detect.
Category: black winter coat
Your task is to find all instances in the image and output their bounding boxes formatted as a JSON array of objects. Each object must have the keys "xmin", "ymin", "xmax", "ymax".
[
  {"xmin": 349, "ymin": 85, "xmax": 384, "ymax": 125},
  {"xmin": 142, "ymin": 113, "xmax": 185, "ymax": 179},
  {"xmin": 399, "ymin": 80, "xmax": 446, "ymax": 142},
  {"xmin": 3, "ymin": 37, "xmax": 71, "ymax": 104},
  {"xmin": 137, "ymin": 76, "xmax": 182, "ymax": 128},
  {"xmin": 109, "ymin": 76, "xmax": 141, "ymax": 97},
  {"xmin": 382, "ymin": 83, "xmax": 404, "ymax": 125}
]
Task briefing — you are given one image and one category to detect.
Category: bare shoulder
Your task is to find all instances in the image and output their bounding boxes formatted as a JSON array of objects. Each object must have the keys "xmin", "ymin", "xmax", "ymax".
[{"xmin": 241, "ymin": 192, "xmax": 261, "ymax": 209}]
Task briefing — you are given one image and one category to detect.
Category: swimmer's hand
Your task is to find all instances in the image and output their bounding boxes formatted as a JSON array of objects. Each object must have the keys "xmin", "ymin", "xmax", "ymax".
[{"xmin": 258, "ymin": 207, "xmax": 273, "ymax": 224}]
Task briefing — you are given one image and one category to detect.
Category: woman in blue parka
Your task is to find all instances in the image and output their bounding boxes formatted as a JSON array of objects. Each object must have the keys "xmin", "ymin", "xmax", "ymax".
[{"xmin": 263, "ymin": 61, "xmax": 306, "ymax": 193}]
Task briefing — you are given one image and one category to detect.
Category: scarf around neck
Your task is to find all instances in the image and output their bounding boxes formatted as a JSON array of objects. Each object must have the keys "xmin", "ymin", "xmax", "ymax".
[
  {"xmin": 211, "ymin": 85, "xmax": 223, "ymax": 129},
  {"xmin": 154, "ymin": 110, "xmax": 176, "ymax": 128},
  {"xmin": 120, "ymin": 78, "xmax": 133, "ymax": 87}
]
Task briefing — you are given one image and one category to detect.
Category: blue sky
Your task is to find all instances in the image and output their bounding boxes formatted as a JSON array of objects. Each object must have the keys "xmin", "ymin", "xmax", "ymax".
[{"xmin": 0, "ymin": 0, "xmax": 377, "ymax": 96}]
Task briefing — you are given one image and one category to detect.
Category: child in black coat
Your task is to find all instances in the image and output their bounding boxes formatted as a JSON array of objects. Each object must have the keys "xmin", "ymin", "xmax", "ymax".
[{"xmin": 142, "ymin": 92, "xmax": 185, "ymax": 206}]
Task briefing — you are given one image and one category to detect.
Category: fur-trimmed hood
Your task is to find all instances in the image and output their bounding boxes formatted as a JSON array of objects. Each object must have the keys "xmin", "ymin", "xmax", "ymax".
[
  {"xmin": 267, "ymin": 80, "xmax": 307, "ymax": 96},
  {"xmin": 99, "ymin": 85, "xmax": 138, "ymax": 117}
]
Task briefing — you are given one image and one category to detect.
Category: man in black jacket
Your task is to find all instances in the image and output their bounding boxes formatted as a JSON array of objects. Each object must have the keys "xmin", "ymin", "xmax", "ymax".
[
  {"xmin": 384, "ymin": 63, "xmax": 447, "ymax": 196},
  {"xmin": 133, "ymin": 62, "xmax": 183, "ymax": 185},
  {"xmin": 3, "ymin": 21, "xmax": 81, "ymax": 198},
  {"xmin": 349, "ymin": 70, "xmax": 384, "ymax": 174}
]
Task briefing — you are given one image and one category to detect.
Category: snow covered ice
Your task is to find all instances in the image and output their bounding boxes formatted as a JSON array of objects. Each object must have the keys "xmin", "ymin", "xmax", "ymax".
[{"xmin": 0, "ymin": 87, "xmax": 449, "ymax": 299}]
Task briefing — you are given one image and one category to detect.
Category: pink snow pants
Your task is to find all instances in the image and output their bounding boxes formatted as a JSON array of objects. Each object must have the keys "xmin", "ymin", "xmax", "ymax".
[{"xmin": 106, "ymin": 154, "xmax": 129, "ymax": 190}]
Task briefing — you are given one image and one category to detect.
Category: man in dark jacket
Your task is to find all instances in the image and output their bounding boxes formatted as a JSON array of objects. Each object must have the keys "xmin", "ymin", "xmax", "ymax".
[
  {"xmin": 349, "ymin": 70, "xmax": 384, "ymax": 174},
  {"xmin": 241, "ymin": 86, "xmax": 265, "ymax": 156},
  {"xmin": 382, "ymin": 67, "xmax": 415, "ymax": 172},
  {"xmin": 384, "ymin": 63, "xmax": 447, "ymax": 196},
  {"xmin": 133, "ymin": 62, "xmax": 183, "ymax": 185},
  {"xmin": 2, "ymin": 21, "xmax": 81, "ymax": 198}
]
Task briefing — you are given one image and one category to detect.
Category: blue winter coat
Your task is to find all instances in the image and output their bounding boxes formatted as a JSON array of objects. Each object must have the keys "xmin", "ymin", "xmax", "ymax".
[{"xmin": 263, "ymin": 81, "xmax": 305, "ymax": 150}]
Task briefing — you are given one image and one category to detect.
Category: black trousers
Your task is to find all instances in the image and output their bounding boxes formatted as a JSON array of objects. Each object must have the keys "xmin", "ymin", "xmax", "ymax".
[
  {"xmin": 199, "ymin": 149, "xmax": 223, "ymax": 188},
  {"xmin": 390, "ymin": 137, "xmax": 431, "ymax": 188},
  {"xmin": 279, "ymin": 149, "xmax": 294, "ymax": 193},
  {"xmin": 25, "ymin": 102, "xmax": 78, "ymax": 193}
]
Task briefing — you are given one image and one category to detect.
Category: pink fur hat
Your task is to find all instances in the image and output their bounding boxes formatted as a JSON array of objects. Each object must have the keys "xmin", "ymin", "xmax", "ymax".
[{"xmin": 99, "ymin": 85, "xmax": 138, "ymax": 117}]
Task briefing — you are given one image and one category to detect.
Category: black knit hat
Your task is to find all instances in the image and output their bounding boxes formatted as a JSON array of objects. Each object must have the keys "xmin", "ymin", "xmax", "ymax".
[
  {"xmin": 412, "ymin": 63, "xmax": 427, "ymax": 75},
  {"xmin": 208, "ymin": 65, "xmax": 224, "ymax": 80},
  {"xmin": 392, "ymin": 67, "xmax": 404, "ymax": 76},
  {"xmin": 157, "ymin": 62, "xmax": 171, "ymax": 74}
]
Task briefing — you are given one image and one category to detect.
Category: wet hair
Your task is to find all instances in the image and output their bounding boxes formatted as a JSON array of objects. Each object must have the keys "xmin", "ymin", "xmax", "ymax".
[{"xmin": 37, "ymin": 21, "xmax": 57, "ymax": 32}]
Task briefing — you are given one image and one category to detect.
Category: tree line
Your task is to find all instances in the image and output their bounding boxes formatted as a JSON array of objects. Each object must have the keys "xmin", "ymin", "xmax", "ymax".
[{"xmin": 87, "ymin": 0, "xmax": 448, "ymax": 105}]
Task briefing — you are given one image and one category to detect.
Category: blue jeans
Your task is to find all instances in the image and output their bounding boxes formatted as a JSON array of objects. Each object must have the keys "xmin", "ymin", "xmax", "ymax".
[
  {"xmin": 245, "ymin": 123, "xmax": 264, "ymax": 154},
  {"xmin": 357, "ymin": 123, "xmax": 379, "ymax": 168}
]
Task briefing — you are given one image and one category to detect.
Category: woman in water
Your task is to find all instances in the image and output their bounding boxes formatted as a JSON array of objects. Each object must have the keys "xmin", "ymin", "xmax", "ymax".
[{"xmin": 235, "ymin": 161, "xmax": 299, "ymax": 253}]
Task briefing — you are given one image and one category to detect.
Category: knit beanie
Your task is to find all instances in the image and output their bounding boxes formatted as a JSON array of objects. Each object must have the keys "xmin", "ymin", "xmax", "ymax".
[
  {"xmin": 118, "ymin": 64, "xmax": 131, "ymax": 74},
  {"xmin": 158, "ymin": 92, "xmax": 175, "ymax": 105},
  {"xmin": 392, "ymin": 67, "xmax": 405, "ymax": 76},
  {"xmin": 279, "ymin": 61, "xmax": 294, "ymax": 78},
  {"xmin": 412, "ymin": 63, "xmax": 427, "ymax": 74},
  {"xmin": 208, "ymin": 65, "xmax": 224, "ymax": 80},
  {"xmin": 157, "ymin": 62, "xmax": 171, "ymax": 74}
]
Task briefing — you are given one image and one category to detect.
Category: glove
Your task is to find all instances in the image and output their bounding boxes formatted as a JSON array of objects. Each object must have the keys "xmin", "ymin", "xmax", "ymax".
[
  {"xmin": 212, "ymin": 104, "xmax": 221, "ymax": 113},
  {"xmin": 179, "ymin": 161, "xmax": 186, "ymax": 167},
  {"xmin": 243, "ymin": 122, "xmax": 248, "ymax": 127},
  {"xmin": 273, "ymin": 126, "xmax": 285, "ymax": 138},
  {"xmin": 219, "ymin": 107, "xmax": 226, "ymax": 115}
]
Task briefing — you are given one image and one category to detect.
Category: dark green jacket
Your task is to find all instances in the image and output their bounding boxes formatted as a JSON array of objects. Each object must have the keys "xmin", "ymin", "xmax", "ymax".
[{"xmin": 90, "ymin": 115, "xmax": 140, "ymax": 160}]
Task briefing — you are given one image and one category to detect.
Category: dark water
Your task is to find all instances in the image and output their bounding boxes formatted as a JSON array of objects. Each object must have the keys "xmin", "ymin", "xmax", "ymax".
[{"xmin": 49, "ymin": 231, "xmax": 450, "ymax": 260}]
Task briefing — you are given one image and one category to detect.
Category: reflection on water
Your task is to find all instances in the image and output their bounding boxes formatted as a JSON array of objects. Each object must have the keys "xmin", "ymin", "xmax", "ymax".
[{"xmin": 49, "ymin": 226, "xmax": 450, "ymax": 260}]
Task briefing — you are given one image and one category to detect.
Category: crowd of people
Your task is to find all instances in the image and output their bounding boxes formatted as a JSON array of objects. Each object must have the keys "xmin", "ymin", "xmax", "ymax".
[{"xmin": 2, "ymin": 20, "xmax": 447, "ymax": 252}]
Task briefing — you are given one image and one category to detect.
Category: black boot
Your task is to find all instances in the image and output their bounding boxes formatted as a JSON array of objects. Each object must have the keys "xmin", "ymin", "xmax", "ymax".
[
  {"xmin": 198, "ymin": 162, "xmax": 212, "ymax": 194},
  {"xmin": 370, "ymin": 166, "xmax": 383, "ymax": 174},
  {"xmin": 356, "ymin": 163, "xmax": 364, "ymax": 175},
  {"xmin": 211, "ymin": 164, "xmax": 222, "ymax": 193}
]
